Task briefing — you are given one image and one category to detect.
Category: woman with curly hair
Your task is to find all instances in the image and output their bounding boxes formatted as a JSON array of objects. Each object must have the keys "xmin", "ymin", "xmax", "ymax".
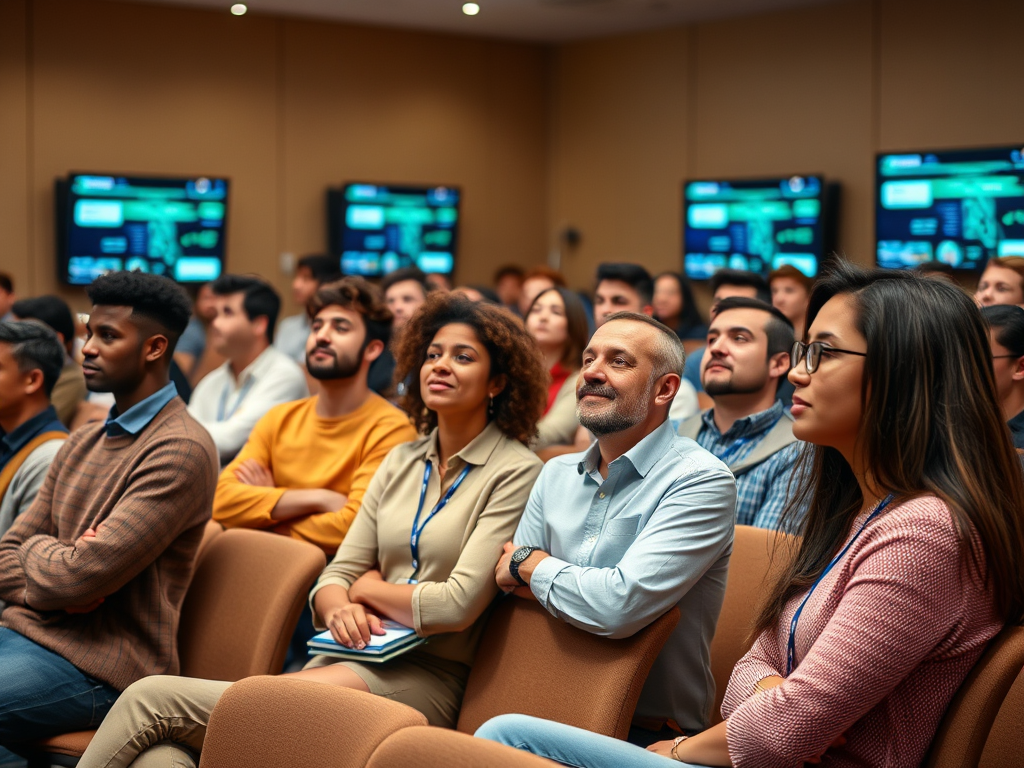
[{"xmin": 77, "ymin": 293, "xmax": 547, "ymax": 768}]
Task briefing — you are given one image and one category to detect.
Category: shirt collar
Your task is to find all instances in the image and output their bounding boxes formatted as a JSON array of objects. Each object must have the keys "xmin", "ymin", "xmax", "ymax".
[
  {"xmin": 228, "ymin": 345, "xmax": 276, "ymax": 388},
  {"xmin": 105, "ymin": 382, "xmax": 178, "ymax": 437},
  {"xmin": 1009, "ymin": 408, "xmax": 1024, "ymax": 435},
  {"xmin": 701, "ymin": 400, "xmax": 784, "ymax": 441},
  {"xmin": 1, "ymin": 406, "xmax": 67, "ymax": 456},
  {"xmin": 577, "ymin": 418, "xmax": 678, "ymax": 479},
  {"xmin": 425, "ymin": 420, "xmax": 508, "ymax": 471}
]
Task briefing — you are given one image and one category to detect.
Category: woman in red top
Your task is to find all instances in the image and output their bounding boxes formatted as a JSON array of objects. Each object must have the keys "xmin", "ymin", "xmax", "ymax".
[
  {"xmin": 525, "ymin": 287, "xmax": 590, "ymax": 453},
  {"xmin": 477, "ymin": 261, "xmax": 1024, "ymax": 767}
]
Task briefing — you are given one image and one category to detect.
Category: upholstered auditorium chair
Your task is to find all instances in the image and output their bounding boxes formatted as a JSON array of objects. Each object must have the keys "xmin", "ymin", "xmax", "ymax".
[{"xmin": 26, "ymin": 528, "xmax": 326, "ymax": 767}]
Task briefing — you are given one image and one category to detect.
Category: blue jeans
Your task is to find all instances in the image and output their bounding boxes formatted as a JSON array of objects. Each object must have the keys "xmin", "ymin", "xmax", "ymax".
[
  {"xmin": 0, "ymin": 628, "xmax": 120, "ymax": 743},
  {"xmin": 476, "ymin": 714, "xmax": 715, "ymax": 768}
]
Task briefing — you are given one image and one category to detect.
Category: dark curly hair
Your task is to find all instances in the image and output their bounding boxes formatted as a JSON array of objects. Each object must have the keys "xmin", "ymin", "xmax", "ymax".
[
  {"xmin": 86, "ymin": 270, "xmax": 192, "ymax": 352},
  {"xmin": 307, "ymin": 277, "xmax": 393, "ymax": 349},
  {"xmin": 394, "ymin": 293, "xmax": 547, "ymax": 444}
]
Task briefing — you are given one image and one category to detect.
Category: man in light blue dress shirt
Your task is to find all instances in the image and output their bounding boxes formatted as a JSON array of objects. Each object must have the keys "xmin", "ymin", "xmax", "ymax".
[{"xmin": 495, "ymin": 312, "xmax": 736, "ymax": 745}]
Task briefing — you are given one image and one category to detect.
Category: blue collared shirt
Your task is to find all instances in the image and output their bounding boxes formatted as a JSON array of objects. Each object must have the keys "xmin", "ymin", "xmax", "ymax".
[
  {"xmin": 514, "ymin": 419, "xmax": 736, "ymax": 730},
  {"xmin": 104, "ymin": 382, "xmax": 178, "ymax": 438},
  {"xmin": 0, "ymin": 406, "xmax": 68, "ymax": 472},
  {"xmin": 694, "ymin": 400, "xmax": 806, "ymax": 531}
]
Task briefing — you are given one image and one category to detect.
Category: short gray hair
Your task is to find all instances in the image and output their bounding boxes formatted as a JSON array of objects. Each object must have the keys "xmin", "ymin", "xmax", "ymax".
[{"xmin": 602, "ymin": 312, "xmax": 685, "ymax": 380}]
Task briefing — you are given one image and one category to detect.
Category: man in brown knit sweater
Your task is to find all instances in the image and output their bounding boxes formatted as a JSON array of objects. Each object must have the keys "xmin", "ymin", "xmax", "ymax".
[{"xmin": 0, "ymin": 271, "xmax": 218, "ymax": 744}]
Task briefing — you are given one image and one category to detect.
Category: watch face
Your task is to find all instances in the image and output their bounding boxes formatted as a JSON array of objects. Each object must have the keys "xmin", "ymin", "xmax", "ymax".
[{"xmin": 512, "ymin": 547, "xmax": 531, "ymax": 564}]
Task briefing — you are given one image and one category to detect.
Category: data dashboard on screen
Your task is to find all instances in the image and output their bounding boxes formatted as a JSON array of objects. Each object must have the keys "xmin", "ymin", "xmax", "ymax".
[
  {"xmin": 58, "ymin": 174, "xmax": 229, "ymax": 285},
  {"xmin": 684, "ymin": 176, "xmax": 825, "ymax": 280},
  {"xmin": 875, "ymin": 147, "xmax": 1024, "ymax": 270},
  {"xmin": 328, "ymin": 183, "xmax": 460, "ymax": 277}
]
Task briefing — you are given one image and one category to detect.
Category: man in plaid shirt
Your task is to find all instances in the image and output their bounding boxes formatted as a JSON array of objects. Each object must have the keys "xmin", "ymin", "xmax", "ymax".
[{"xmin": 678, "ymin": 296, "xmax": 808, "ymax": 531}]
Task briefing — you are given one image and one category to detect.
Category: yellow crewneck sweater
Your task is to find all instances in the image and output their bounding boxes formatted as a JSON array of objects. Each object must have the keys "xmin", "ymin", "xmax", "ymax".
[{"xmin": 213, "ymin": 394, "xmax": 417, "ymax": 554}]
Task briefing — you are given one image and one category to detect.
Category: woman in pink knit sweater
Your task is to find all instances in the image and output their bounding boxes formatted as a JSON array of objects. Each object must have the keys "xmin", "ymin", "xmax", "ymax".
[{"xmin": 477, "ymin": 261, "xmax": 1024, "ymax": 767}]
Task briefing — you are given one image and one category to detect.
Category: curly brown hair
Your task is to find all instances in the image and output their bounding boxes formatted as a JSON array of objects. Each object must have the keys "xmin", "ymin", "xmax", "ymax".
[
  {"xmin": 306, "ymin": 277, "xmax": 393, "ymax": 348},
  {"xmin": 394, "ymin": 292, "xmax": 547, "ymax": 444}
]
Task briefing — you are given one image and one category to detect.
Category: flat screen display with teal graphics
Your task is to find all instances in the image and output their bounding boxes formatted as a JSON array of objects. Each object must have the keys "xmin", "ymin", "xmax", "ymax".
[
  {"xmin": 60, "ymin": 174, "xmax": 228, "ymax": 285},
  {"xmin": 684, "ymin": 176, "xmax": 825, "ymax": 280},
  {"xmin": 328, "ymin": 183, "xmax": 459, "ymax": 277},
  {"xmin": 876, "ymin": 147, "xmax": 1024, "ymax": 270}
]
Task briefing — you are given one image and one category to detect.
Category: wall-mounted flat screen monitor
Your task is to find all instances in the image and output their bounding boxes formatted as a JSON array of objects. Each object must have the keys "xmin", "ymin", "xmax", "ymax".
[
  {"xmin": 328, "ymin": 183, "xmax": 460, "ymax": 277},
  {"xmin": 58, "ymin": 173, "xmax": 229, "ymax": 285},
  {"xmin": 875, "ymin": 146, "xmax": 1024, "ymax": 270},
  {"xmin": 684, "ymin": 175, "xmax": 827, "ymax": 280}
]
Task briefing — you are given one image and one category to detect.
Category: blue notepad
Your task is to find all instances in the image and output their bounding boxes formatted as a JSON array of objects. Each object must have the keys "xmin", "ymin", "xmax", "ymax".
[{"xmin": 307, "ymin": 620, "xmax": 425, "ymax": 663}]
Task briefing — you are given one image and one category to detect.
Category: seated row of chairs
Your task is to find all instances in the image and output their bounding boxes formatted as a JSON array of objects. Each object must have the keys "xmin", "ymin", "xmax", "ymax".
[{"xmin": 27, "ymin": 524, "xmax": 1024, "ymax": 768}]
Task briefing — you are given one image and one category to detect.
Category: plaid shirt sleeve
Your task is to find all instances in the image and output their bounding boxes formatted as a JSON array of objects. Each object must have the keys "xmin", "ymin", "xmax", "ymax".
[{"xmin": 736, "ymin": 442, "xmax": 808, "ymax": 531}]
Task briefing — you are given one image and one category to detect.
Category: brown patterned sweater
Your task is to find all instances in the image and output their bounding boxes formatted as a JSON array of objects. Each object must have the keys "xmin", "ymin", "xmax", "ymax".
[{"xmin": 0, "ymin": 397, "xmax": 217, "ymax": 691}]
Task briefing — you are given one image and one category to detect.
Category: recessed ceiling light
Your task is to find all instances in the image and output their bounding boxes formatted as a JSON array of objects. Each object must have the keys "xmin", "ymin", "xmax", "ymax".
[
  {"xmin": 230, "ymin": 3, "xmax": 247, "ymax": 15},
  {"xmin": 462, "ymin": 2, "xmax": 480, "ymax": 15}
]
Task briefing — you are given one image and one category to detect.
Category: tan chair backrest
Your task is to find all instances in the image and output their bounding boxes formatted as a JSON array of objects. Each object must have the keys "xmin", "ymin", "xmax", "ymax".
[
  {"xmin": 455, "ymin": 598, "xmax": 679, "ymax": 739},
  {"xmin": 196, "ymin": 519, "xmax": 223, "ymax": 560},
  {"xmin": 925, "ymin": 625, "xmax": 1024, "ymax": 768},
  {"xmin": 177, "ymin": 528, "xmax": 326, "ymax": 681},
  {"xmin": 199, "ymin": 676, "xmax": 427, "ymax": 768},
  {"xmin": 979, "ymin": 663, "xmax": 1024, "ymax": 767},
  {"xmin": 708, "ymin": 524, "xmax": 792, "ymax": 724},
  {"xmin": 367, "ymin": 726, "xmax": 556, "ymax": 768}
]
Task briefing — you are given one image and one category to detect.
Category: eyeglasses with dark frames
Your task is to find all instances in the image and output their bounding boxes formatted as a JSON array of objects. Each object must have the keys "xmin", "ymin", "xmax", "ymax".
[{"xmin": 791, "ymin": 341, "xmax": 868, "ymax": 374}]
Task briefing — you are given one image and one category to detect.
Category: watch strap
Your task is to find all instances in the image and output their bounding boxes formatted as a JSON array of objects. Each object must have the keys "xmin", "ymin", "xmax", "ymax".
[{"xmin": 509, "ymin": 546, "xmax": 537, "ymax": 587}]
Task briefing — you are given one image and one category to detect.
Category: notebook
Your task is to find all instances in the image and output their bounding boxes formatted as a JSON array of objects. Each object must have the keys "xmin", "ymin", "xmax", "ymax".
[{"xmin": 306, "ymin": 620, "xmax": 425, "ymax": 663}]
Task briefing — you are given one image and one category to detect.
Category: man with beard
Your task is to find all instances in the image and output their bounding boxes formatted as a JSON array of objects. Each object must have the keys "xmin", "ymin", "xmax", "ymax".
[
  {"xmin": 677, "ymin": 297, "xmax": 804, "ymax": 530},
  {"xmin": 494, "ymin": 312, "xmax": 736, "ymax": 746},
  {"xmin": 212, "ymin": 277, "xmax": 417, "ymax": 555},
  {"xmin": 188, "ymin": 275, "xmax": 307, "ymax": 465}
]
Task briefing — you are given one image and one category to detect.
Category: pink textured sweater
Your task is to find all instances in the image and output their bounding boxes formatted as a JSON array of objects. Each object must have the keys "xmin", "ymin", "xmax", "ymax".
[{"xmin": 722, "ymin": 496, "xmax": 1001, "ymax": 768}]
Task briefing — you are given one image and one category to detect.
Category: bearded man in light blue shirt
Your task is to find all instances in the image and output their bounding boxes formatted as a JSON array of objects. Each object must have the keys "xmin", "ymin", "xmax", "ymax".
[{"xmin": 495, "ymin": 312, "xmax": 736, "ymax": 746}]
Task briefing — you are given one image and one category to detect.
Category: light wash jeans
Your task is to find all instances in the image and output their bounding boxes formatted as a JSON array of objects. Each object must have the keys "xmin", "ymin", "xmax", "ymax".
[
  {"xmin": 476, "ymin": 714, "xmax": 716, "ymax": 768},
  {"xmin": 0, "ymin": 628, "xmax": 120, "ymax": 743}
]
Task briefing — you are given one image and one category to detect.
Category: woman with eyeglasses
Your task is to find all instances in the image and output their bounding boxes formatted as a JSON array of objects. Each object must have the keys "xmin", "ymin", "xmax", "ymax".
[
  {"xmin": 981, "ymin": 304, "xmax": 1024, "ymax": 449},
  {"xmin": 78, "ymin": 294, "xmax": 547, "ymax": 768},
  {"xmin": 477, "ymin": 261, "xmax": 1024, "ymax": 767}
]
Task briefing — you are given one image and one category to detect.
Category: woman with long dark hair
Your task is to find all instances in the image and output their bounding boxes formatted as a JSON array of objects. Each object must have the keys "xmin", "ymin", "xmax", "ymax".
[
  {"xmin": 653, "ymin": 272, "xmax": 707, "ymax": 341},
  {"xmin": 524, "ymin": 286, "xmax": 590, "ymax": 452},
  {"xmin": 477, "ymin": 261, "xmax": 1024, "ymax": 767}
]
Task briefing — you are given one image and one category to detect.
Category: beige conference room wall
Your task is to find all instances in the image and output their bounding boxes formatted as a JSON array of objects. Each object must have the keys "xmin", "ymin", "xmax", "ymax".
[
  {"xmin": 549, "ymin": 0, "xmax": 1024, "ymax": 310},
  {"xmin": 0, "ymin": 0, "xmax": 550, "ymax": 312}
]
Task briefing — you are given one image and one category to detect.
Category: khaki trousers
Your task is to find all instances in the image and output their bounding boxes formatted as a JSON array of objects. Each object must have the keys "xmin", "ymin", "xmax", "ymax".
[{"xmin": 77, "ymin": 676, "xmax": 230, "ymax": 768}]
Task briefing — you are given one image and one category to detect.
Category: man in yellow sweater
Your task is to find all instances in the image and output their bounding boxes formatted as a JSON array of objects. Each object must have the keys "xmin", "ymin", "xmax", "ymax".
[{"xmin": 212, "ymin": 278, "xmax": 417, "ymax": 555}]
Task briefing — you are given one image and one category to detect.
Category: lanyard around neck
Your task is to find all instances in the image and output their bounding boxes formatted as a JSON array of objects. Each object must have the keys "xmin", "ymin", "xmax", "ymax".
[
  {"xmin": 408, "ymin": 460, "xmax": 473, "ymax": 583},
  {"xmin": 217, "ymin": 374, "xmax": 256, "ymax": 421},
  {"xmin": 786, "ymin": 492, "xmax": 896, "ymax": 675}
]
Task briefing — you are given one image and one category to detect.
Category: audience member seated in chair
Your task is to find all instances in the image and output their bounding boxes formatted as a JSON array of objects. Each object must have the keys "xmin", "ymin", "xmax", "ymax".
[
  {"xmin": 975, "ymin": 255, "xmax": 1024, "ymax": 308},
  {"xmin": 479, "ymin": 261, "xmax": 1024, "ymax": 768},
  {"xmin": 0, "ymin": 271, "xmax": 218, "ymax": 744},
  {"xmin": 677, "ymin": 298, "xmax": 808, "ymax": 530},
  {"xmin": 212, "ymin": 277, "xmax": 417, "ymax": 555},
  {"xmin": 76, "ymin": 292, "xmax": 547, "ymax": 768},
  {"xmin": 0, "ymin": 322, "xmax": 68, "ymax": 538},
  {"xmin": 524, "ymin": 286, "xmax": 589, "ymax": 456},
  {"xmin": 981, "ymin": 304, "xmax": 1024, "ymax": 450},
  {"xmin": 12, "ymin": 295, "xmax": 87, "ymax": 427},
  {"xmin": 188, "ymin": 274, "xmax": 308, "ymax": 465},
  {"xmin": 682, "ymin": 270, "xmax": 772, "ymax": 397},
  {"xmin": 493, "ymin": 311, "xmax": 736, "ymax": 747},
  {"xmin": 274, "ymin": 254, "xmax": 340, "ymax": 365}
]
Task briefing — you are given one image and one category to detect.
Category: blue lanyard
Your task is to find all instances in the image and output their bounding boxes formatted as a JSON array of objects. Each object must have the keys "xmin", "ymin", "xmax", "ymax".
[
  {"xmin": 217, "ymin": 375, "xmax": 256, "ymax": 421},
  {"xmin": 408, "ymin": 460, "xmax": 473, "ymax": 583},
  {"xmin": 717, "ymin": 435, "xmax": 754, "ymax": 466},
  {"xmin": 786, "ymin": 492, "xmax": 895, "ymax": 675}
]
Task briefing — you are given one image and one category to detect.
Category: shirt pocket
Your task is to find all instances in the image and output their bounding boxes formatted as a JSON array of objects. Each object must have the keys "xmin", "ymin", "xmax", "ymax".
[{"xmin": 604, "ymin": 514, "xmax": 641, "ymax": 537}]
